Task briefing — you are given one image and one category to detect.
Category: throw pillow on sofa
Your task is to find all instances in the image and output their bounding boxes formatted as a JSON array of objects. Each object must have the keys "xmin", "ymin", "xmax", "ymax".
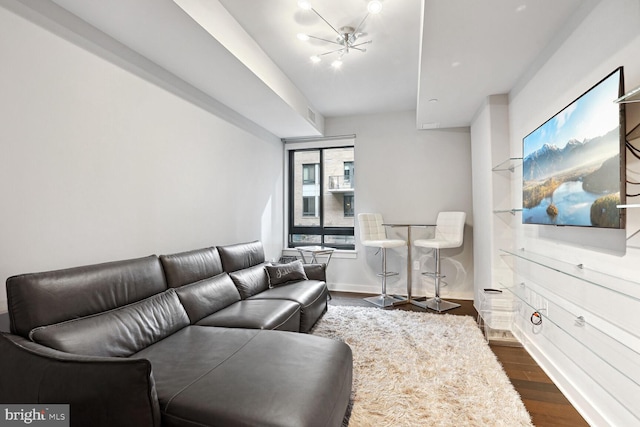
[{"xmin": 265, "ymin": 260, "xmax": 308, "ymax": 287}]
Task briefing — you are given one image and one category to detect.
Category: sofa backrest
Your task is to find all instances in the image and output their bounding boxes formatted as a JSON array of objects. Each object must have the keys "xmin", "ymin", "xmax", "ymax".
[
  {"xmin": 159, "ymin": 247, "xmax": 224, "ymax": 288},
  {"xmin": 29, "ymin": 289, "xmax": 189, "ymax": 357},
  {"xmin": 228, "ymin": 264, "xmax": 271, "ymax": 299},
  {"xmin": 217, "ymin": 241, "xmax": 265, "ymax": 273},
  {"xmin": 7, "ymin": 255, "xmax": 167, "ymax": 338}
]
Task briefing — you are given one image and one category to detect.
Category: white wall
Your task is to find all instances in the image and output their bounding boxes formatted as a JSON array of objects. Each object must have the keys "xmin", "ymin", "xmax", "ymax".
[
  {"xmin": 498, "ymin": 0, "xmax": 640, "ymax": 424},
  {"xmin": 319, "ymin": 111, "xmax": 474, "ymax": 299},
  {"xmin": 471, "ymin": 95, "xmax": 512, "ymax": 307},
  {"xmin": 0, "ymin": 3, "xmax": 284, "ymax": 314}
]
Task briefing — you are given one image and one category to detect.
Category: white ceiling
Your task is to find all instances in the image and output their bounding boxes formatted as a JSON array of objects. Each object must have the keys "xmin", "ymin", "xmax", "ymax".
[
  {"xmin": 217, "ymin": 0, "xmax": 585, "ymax": 129},
  {"xmin": 218, "ymin": 0, "xmax": 423, "ymax": 119},
  {"xmin": 36, "ymin": 0, "xmax": 587, "ymax": 137}
]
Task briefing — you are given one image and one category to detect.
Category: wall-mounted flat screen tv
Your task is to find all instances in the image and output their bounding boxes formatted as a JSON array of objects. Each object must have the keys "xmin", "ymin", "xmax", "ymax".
[{"xmin": 522, "ymin": 67, "xmax": 626, "ymax": 228}]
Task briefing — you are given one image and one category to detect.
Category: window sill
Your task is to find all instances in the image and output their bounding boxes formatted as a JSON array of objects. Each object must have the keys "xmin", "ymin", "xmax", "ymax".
[{"xmin": 282, "ymin": 248, "xmax": 357, "ymax": 260}]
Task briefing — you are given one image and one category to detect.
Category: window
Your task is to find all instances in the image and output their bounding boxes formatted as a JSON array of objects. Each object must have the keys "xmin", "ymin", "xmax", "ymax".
[
  {"xmin": 288, "ymin": 145, "xmax": 355, "ymax": 249},
  {"xmin": 303, "ymin": 196, "xmax": 316, "ymax": 217},
  {"xmin": 302, "ymin": 164, "xmax": 317, "ymax": 184},
  {"xmin": 344, "ymin": 195, "xmax": 354, "ymax": 217},
  {"xmin": 344, "ymin": 162, "xmax": 354, "ymax": 188}
]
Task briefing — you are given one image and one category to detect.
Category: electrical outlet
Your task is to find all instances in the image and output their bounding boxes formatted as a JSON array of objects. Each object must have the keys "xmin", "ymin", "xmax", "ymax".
[{"xmin": 413, "ymin": 261, "xmax": 420, "ymax": 270}]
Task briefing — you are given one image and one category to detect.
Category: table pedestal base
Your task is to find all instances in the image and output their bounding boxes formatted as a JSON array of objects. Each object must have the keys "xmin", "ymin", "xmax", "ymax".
[{"xmin": 364, "ymin": 294, "xmax": 408, "ymax": 308}]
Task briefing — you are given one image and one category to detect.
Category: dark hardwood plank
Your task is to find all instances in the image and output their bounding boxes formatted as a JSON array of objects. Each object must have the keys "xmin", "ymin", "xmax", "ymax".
[{"xmin": 328, "ymin": 291, "xmax": 589, "ymax": 427}]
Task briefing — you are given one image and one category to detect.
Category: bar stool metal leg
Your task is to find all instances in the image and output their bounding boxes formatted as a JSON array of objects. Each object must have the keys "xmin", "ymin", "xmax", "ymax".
[
  {"xmin": 423, "ymin": 249, "xmax": 460, "ymax": 312},
  {"xmin": 365, "ymin": 248, "xmax": 403, "ymax": 308}
]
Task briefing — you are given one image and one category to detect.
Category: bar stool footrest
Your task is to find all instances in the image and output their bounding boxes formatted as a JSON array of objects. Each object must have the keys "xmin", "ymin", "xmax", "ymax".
[
  {"xmin": 421, "ymin": 271, "xmax": 446, "ymax": 279},
  {"xmin": 376, "ymin": 272, "xmax": 399, "ymax": 278}
]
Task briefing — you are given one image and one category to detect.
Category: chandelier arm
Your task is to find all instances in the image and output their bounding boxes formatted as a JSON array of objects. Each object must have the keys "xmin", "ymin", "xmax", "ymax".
[
  {"xmin": 311, "ymin": 7, "xmax": 343, "ymax": 37},
  {"xmin": 349, "ymin": 40, "xmax": 372, "ymax": 49},
  {"xmin": 351, "ymin": 13, "xmax": 370, "ymax": 38},
  {"xmin": 306, "ymin": 35, "xmax": 345, "ymax": 46},
  {"xmin": 318, "ymin": 47, "xmax": 348, "ymax": 57},
  {"xmin": 347, "ymin": 46, "xmax": 366, "ymax": 53}
]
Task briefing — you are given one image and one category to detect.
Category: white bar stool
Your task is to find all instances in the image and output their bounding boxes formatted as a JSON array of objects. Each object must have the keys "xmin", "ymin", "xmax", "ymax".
[
  {"xmin": 358, "ymin": 213, "xmax": 407, "ymax": 308},
  {"xmin": 413, "ymin": 211, "xmax": 466, "ymax": 312}
]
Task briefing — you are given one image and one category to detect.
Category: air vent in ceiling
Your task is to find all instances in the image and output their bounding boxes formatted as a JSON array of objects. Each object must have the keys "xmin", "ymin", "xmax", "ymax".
[
  {"xmin": 308, "ymin": 108, "xmax": 316, "ymax": 124},
  {"xmin": 421, "ymin": 122, "xmax": 440, "ymax": 130}
]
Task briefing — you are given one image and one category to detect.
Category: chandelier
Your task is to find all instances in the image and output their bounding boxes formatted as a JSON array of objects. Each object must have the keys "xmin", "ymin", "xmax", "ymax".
[{"xmin": 296, "ymin": 0, "xmax": 383, "ymax": 68}]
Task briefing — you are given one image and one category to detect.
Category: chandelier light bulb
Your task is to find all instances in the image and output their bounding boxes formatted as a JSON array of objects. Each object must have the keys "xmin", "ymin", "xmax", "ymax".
[
  {"xmin": 331, "ymin": 59, "xmax": 343, "ymax": 69},
  {"xmin": 310, "ymin": 55, "xmax": 321, "ymax": 63},
  {"xmin": 297, "ymin": 0, "xmax": 312, "ymax": 10},
  {"xmin": 297, "ymin": 33, "xmax": 310, "ymax": 41},
  {"xmin": 367, "ymin": 0, "xmax": 382, "ymax": 14}
]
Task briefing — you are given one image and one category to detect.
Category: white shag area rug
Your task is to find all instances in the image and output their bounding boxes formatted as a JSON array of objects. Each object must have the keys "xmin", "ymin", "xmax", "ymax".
[{"xmin": 311, "ymin": 306, "xmax": 533, "ymax": 427}]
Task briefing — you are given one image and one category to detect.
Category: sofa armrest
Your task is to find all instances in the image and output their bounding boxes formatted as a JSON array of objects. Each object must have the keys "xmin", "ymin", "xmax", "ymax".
[
  {"xmin": 302, "ymin": 263, "xmax": 327, "ymax": 281},
  {"xmin": 0, "ymin": 333, "xmax": 160, "ymax": 427}
]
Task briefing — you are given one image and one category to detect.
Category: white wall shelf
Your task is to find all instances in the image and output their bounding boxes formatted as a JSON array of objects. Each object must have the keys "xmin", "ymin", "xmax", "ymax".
[
  {"xmin": 615, "ymin": 84, "xmax": 640, "ymax": 104},
  {"xmin": 493, "ymin": 208, "xmax": 522, "ymax": 215},
  {"xmin": 500, "ymin": 280, "xmax": 640, "ymax": 421},
  {"xmin": 492, "ymin": 159, "xmax": 523, "ymax": 213},
  {"xmin": 491, "ymin": 157, "xmax": 522, "ymax": 172},
  {"xmin": 500, "ymin": 248, "xmax": 640, "ymax": 306},
  {"xmin": 500, "ymin": 247, "xmax": 640, "ymax": 423}
]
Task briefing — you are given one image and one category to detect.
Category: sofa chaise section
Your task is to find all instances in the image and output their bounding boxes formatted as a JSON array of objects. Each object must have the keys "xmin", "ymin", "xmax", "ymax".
[{"xmin": 133, "ymin": 326, "xmax": 352, "ymax": 427}]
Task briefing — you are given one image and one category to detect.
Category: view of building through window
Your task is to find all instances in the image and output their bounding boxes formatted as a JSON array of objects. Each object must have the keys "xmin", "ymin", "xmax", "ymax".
[{"xmin": 289, "ymin": 146, "xmax": 355, "ymax": 249}]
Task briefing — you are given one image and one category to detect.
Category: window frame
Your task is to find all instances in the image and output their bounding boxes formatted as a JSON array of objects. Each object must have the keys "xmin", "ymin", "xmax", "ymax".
[{"xmin": 284, "ymin": 138, "xmax": 355, "ymax": 250}]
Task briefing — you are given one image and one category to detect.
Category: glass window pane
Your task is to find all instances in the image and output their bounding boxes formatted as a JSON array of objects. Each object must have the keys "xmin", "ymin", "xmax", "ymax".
[
  {"xmin": 324, "ymin": 235, "xmax": 356, "ymax": 247},
  {"xmin": 293, "ymin": 151, "xmax": 320, "ymax": 226},
  {"xmin": 324, "ymin": 147, "xmax": 355, "ymax": 227},
  {"xmin": 291, "ymin": 234, "xmax": 322, "ymax": 245}
]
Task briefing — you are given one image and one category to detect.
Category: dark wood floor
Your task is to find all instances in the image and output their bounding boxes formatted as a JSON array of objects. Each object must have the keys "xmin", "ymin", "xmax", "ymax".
[{"xmin": 329, "ymin": 292, "xmax": 589, "ymax": 427}]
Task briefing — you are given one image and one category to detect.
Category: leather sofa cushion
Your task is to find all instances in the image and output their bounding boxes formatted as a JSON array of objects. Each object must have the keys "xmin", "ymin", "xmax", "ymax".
[
  {"xmin": 249, "ymin": 280, "xmax": 329, "ymax": 333},
  {"xmin": 195, "ymin": 299, "xmax": 301, "ymax": 332},
  {"xmin": 228, "ymin": 264, "xmax": 270, "ymax": 299},
  {"xmin": 159, "ymin": 247, "xmax": 223, "ymax": 288},
  {"xmin": 217, "ymin": 240, "xmax": 265, "ymax": 272},
  {"xmin": 132, "ymin": 326, "xmax": 352, "ymax": 427},
  {"xmin": 7, "ymin": 255, "xmax": 167, "ymax": 338},
  {"xmin": 265, "ymin": 260, "xmax": 308, "ymax": 287},
  {"xmin": 29, "ymin": 289, "xmax": 189, "ymax": 357},
  {"xmin": 174, "ymin": 273, "xmax": 241, "ymax": 324}
]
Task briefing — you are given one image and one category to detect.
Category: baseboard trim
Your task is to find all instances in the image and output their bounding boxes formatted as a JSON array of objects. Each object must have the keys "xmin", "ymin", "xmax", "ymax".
[{"xmin": 513, "ymin": 324, "xmax": 611, "ymax": 427}]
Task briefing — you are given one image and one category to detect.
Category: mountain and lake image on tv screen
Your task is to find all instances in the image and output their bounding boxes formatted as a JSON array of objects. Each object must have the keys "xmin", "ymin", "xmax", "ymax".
[{"xmin": 522, "ymin": 68, "xmax": 625, "ymax": 228}]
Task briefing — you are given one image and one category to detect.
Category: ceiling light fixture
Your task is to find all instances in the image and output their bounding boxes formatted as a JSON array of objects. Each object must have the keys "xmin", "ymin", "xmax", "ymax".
[{"xmin": 297, "ymin": 0, "xmax": 382, "ymax": 66}]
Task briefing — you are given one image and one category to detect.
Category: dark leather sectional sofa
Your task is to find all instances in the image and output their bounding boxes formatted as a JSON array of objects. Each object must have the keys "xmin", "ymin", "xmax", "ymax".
[{"xmin": 0, "ymin": 241, "xmax": 353, "ymax": 427}]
